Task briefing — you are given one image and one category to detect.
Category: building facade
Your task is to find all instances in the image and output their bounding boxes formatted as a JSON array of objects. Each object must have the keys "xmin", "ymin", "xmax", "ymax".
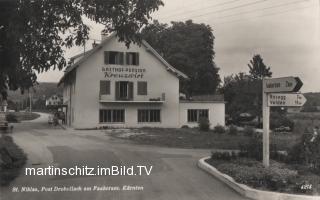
[
  {"xmin": 59, "ymin": 34, "xmax": 225, "ymax": 129},
  {"xmin": 45, "ymin": 95, "xmax": 63, "ymax": 107}
]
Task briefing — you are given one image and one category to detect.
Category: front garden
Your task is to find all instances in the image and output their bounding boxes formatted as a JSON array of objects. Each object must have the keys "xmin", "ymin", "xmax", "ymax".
[{"xmin": 206, "ymin": 133, "xmax": 320, "ymax": 195}]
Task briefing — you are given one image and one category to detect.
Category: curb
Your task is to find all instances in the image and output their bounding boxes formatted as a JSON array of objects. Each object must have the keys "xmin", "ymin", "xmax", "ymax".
[{"xmin": 198, "ymin": 156, "xmax": 319, "ymax": 200}]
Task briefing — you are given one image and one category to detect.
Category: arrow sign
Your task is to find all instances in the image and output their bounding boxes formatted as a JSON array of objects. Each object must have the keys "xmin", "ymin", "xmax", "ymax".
[
  {"xmin": 263, "ymin": 77, "xmax": 303, "ymax": 93},
  {"xmin": 268, "ymin": 93, "xmax": 307, "ymax": 107}
]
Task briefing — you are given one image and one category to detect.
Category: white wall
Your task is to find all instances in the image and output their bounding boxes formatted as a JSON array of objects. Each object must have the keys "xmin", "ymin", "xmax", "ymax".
[
  {"xmin": 179, "ymin": 102, "xmax": 225, "ymax": 129},
  {"xmin": 72, "ymin": 36, "xmax": 180, "ymax": 128}
]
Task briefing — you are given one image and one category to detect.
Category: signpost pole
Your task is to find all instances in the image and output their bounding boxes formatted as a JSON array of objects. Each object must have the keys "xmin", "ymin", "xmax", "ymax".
[{"xmin": 262, "ymin": 79, "xmax": 270, "ymax": 167}]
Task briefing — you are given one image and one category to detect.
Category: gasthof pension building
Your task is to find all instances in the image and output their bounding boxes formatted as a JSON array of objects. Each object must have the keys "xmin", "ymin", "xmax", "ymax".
[{"xmin": 59, "ymin": 33, "xmax": 225, "ymax": 129}]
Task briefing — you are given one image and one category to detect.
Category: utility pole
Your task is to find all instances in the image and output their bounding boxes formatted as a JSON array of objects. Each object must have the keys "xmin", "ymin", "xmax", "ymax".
[
  {"xmin": 262, "ymin": 79, "xmax": 270, "ymax": 167},
  {"xmin": 29, "ymin": 91, "xmax": 32, "ymax": 112}
]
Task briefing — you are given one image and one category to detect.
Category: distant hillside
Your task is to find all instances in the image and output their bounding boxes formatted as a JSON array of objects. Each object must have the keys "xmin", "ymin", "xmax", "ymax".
[
  {"xmin": 302, "ymin": 92, "xmax": 320, "ymax": 112},
  {"xmin": 7, "ymin": 82, "xmax": 62, "ymax": 102},
  {"xmin": 304, "ymin": 92, "xmax": 320, "ymax": 105}
]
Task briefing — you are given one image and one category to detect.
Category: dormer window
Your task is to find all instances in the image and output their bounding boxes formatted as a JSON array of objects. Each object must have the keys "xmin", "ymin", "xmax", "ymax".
[
  {"xmin": 104, "ymin": 51, "xmax": 124, "ymax": 65},
  {"xmin": 126, "ymin": 52, "xmax": 139, "ymax": 65}
]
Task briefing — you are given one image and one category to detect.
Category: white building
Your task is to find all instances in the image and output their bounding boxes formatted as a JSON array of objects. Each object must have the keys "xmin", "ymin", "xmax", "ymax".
[
  {"xmin": 45, "ymin": 95, "xmax": 63, "ymax": 107},
  {"xmin": 59, "ymin": 33, "xmax": 225, "ymax": 129}
]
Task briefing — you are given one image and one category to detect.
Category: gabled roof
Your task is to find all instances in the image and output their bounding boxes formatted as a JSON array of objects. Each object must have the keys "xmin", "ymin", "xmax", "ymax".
[{"xmin": 59, "ymin": 33, "xmax": 188, "ymax": 85}]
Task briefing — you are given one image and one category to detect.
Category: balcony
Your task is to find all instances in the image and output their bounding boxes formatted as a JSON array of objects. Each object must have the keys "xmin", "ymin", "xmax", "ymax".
[{"xmin": 99, "ymin": 93, "xmax": 165, "ymax": 104}]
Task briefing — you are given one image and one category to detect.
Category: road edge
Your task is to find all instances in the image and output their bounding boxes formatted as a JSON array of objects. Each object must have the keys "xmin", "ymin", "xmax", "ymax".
[{"xmin": 198, "ymin": 156, "xmax": 319, "ymax": 200}]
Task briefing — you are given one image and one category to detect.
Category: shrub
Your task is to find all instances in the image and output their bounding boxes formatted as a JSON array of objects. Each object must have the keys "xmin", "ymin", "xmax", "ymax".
[
  {"xmin": 228, "ymin": 125, "xmax": 238, "ymax": 135},
  {"xmin": 0, "ymin": 136, "xmax": 27, "ymax": 186},
  {"xmin": 243, "ymin": 126, "xmax": 255, "ymax": 137},
  {"xmin": 5, "ymin": 113, "xmax": 18, "ymax": 123},
  {"xmin": 198, "ymin": 117, "xmax": 210, "ymax": 131},
  {"xmin": 211, "ymin": 151, "xmax": 237, "ymax": 161},
  {"xmin": 270, "ymin": 112, "xmax": 294, "ymax": 131},
  {"xmin": 239, "ymin": 136, "xmax": 279, "ymax": 161},
  {"xmin": 213, "ymin": 125, "xmax": 225, "ymax": 134},
  {"xmin": 215, "ymin": 161, "xmax": 297, "ymax": 191},
  {"xmin": 287, "ymin": 133, "xmax": 320, "ymax": 174}
]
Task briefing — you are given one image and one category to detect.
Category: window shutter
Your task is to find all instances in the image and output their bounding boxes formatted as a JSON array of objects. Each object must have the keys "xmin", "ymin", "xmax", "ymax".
[
  {"xmin": 119, "ymin": 52, "xmax": 124, "ymax": 65},
  {"xmin": 100, "ymin": 81, "xmax": 110, "ymax": 95},
  {"xmin": 105, "ymin": 81, "xmax": 110, "ymax": 94},
  {"xmin": 100, "ymin": 81, "xmax": 106, "ymax": 95},
  {"xmin": 135, "ymin": 53, "xmax": 139, "ymax": 65},
  {"xmin": 115, "ymin": 82, "xmax": 120, "ymax": 100},
  {"xmin": 128, "ymin": 82, "xmax": 134, "ymax": 100},
  {"xmin": 138, "ymin": 82, "xmax": 147, "ymax": 95},
  {"xmin": 126, "ymin": 52, "xmax": 129, "ymax": 65},
  {"xmin": 104, "ymin": 51, "xmax": 109, "ymax": 64}
]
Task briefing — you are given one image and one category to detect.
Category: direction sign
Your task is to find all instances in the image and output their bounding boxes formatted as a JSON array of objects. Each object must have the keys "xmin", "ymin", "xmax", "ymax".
[
  {"xmin": 263, "ymin": 77, "xmax": 303, "ymax": 93},
  {"xmin": 268, "ymin": 93, "xmax": 307, "ymax": 107}
]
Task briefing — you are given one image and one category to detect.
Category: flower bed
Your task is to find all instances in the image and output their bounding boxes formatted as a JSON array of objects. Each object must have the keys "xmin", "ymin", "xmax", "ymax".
[{"xmin": 206, "ymin": 156, "xmax": 320, "ymax": 195}]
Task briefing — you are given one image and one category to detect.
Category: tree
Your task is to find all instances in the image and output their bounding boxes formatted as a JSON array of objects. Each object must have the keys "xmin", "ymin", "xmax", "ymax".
[
  {"xmin": 248, "ymin": 54, "xmax": 272, "ymax": 80},
  {"xmin": 0, "ymin": 0, "xmax": 163, "ymax": 100},
  {"xmin": 221, "ymin": 54, "xmax": 272, "ymax": 123},
  {"xmin": 248, "ymin": 54, "xmax": 272, "ymax": 122},
  {"xmin": 142, "ymin": 20, "xmax": 220, "ymax": 96}
]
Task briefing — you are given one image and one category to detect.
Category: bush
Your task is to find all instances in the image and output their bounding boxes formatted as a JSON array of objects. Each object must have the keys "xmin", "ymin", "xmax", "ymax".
[
  {"xmin": 5, "ymin": 113, "xmax": 18, "ymax": 123},
  {"xmin": 211, "ymin": 151, "xmax": 237, "ymax": 161},
  {"xmin": 215, "ymin": 161, "xmax": 297, "ymax": 191},
  {"xmin": 270, "ymin": 112, "xmax": 294, "ymax": 131},
  {"xmin": 213, "ymin": 125, "xmax": 226, "ymax": 134},
  {"xmin": 243, "ymin": 126, "xmax": 255, "ymax": 137},
  {"xmin": 0, "ymin": 136, "xmax": 27, "ymax": 186},
  {"xmin": 198, "ymin": 117, "xmax": 210, "ymax": 131},
  {"xmin": 287, "ymin": 133, "xmax": 320, "ymax": 174},
  {"xmin": 239, "ymin": 136, "xmax": 279, "ymax": 161},
  {"xmin": 228, "ymin": 125, "xmax": 238, "ymax": 135}
]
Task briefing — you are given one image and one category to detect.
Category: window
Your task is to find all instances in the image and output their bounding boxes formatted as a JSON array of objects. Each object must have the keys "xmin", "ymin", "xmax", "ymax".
[
  {"xmin": 104, "ymin": 51, "xmax": 124, "ymax": 65},
  {"xmin": 187, "ymin": 109, "xmax": 209, "ymax": 122},
  {"xmin": 137, "ymin": 82, "xmax": 147, "ymax": 95},
  {"xmin": 100, "ymin": 80, "xmax": 110, "ymax": 95},
  {"xmin": 126, "ymin": 52, "xmax": 139, "ymax": 65},
  {"xmin": 99, "ymin": 109, "xmax": 125, "ymax": 123},
  {"xmin": 115, "ymin": 81, "xmax": 133, "ymax": 100},
  {"xmin": 138, "ymin": 109, "xmax": 161, "ymax": 122}
]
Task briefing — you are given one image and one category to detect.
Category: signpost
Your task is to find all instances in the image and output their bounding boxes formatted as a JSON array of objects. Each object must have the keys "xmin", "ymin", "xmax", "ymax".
[
  {"xmin": 263, "ymin": 76, "xmax": 303, "ymax": 93},
  {"xmin": 268, "ymin": 93, "xmax": 307, "ymax": 107},
  {"xmin": 262, "ymin": 77, "xmax": 306, "ymax": 167}
]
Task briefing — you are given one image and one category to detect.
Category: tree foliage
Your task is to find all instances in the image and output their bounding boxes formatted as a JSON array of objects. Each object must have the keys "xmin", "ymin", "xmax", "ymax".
[
  {"xmin": 0, "ymin": 0, "xmax": 163, "ymax": 99},
  {"xmin": 222, "ymin": 54, "xmax": 272, "ymax": 121},
  {"xmin": 248, "ymin": 54, "xmax": 272, "ymax": 80},
  {"xmin": 142, "ymin": 20, "xmax": 220, "ymax": 95}
]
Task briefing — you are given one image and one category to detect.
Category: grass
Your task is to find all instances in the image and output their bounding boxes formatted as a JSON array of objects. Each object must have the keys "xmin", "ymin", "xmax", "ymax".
[
  {"xmin": 6, "ymin": 112, "xmax": 40, "ymax": 123},
  {"xmin": 0, "ymin": 136, "xmax": 27, "ymax": 186},
  {"xmin": 109, "ymin": 127, "xmax": 300, "ymax": 150}
]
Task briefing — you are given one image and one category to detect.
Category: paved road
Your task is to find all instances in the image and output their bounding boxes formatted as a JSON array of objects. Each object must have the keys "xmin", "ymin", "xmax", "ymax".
[{"xmin": 1, "ymin": 113, "xmax": 248, "ymax": 200}]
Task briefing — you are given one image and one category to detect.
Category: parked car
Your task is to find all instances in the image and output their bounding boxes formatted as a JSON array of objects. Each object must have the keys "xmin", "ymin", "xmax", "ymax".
[{"xmin": 274, "ymin": 126, "xmax": 291, "ymax": 132}]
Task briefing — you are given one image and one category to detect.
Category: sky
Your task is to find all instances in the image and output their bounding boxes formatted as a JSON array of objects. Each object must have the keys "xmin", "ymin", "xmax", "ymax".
[{"xmin": 38, "ymin": 0, "xmax": 320, "ymax": 92}]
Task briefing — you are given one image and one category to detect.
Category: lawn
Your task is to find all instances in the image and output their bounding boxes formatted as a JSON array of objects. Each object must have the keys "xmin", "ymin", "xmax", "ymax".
[
  {"xmin": 6, "ymin": 112, "xmax": 40, "ymax": 122},
  {"xmin": 0, "ymin": 136, "xmax": 27, "ymax": 185},
  {"xmin": 109, "ymin": 127, "xmax": 300, "ymax": 150}
]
